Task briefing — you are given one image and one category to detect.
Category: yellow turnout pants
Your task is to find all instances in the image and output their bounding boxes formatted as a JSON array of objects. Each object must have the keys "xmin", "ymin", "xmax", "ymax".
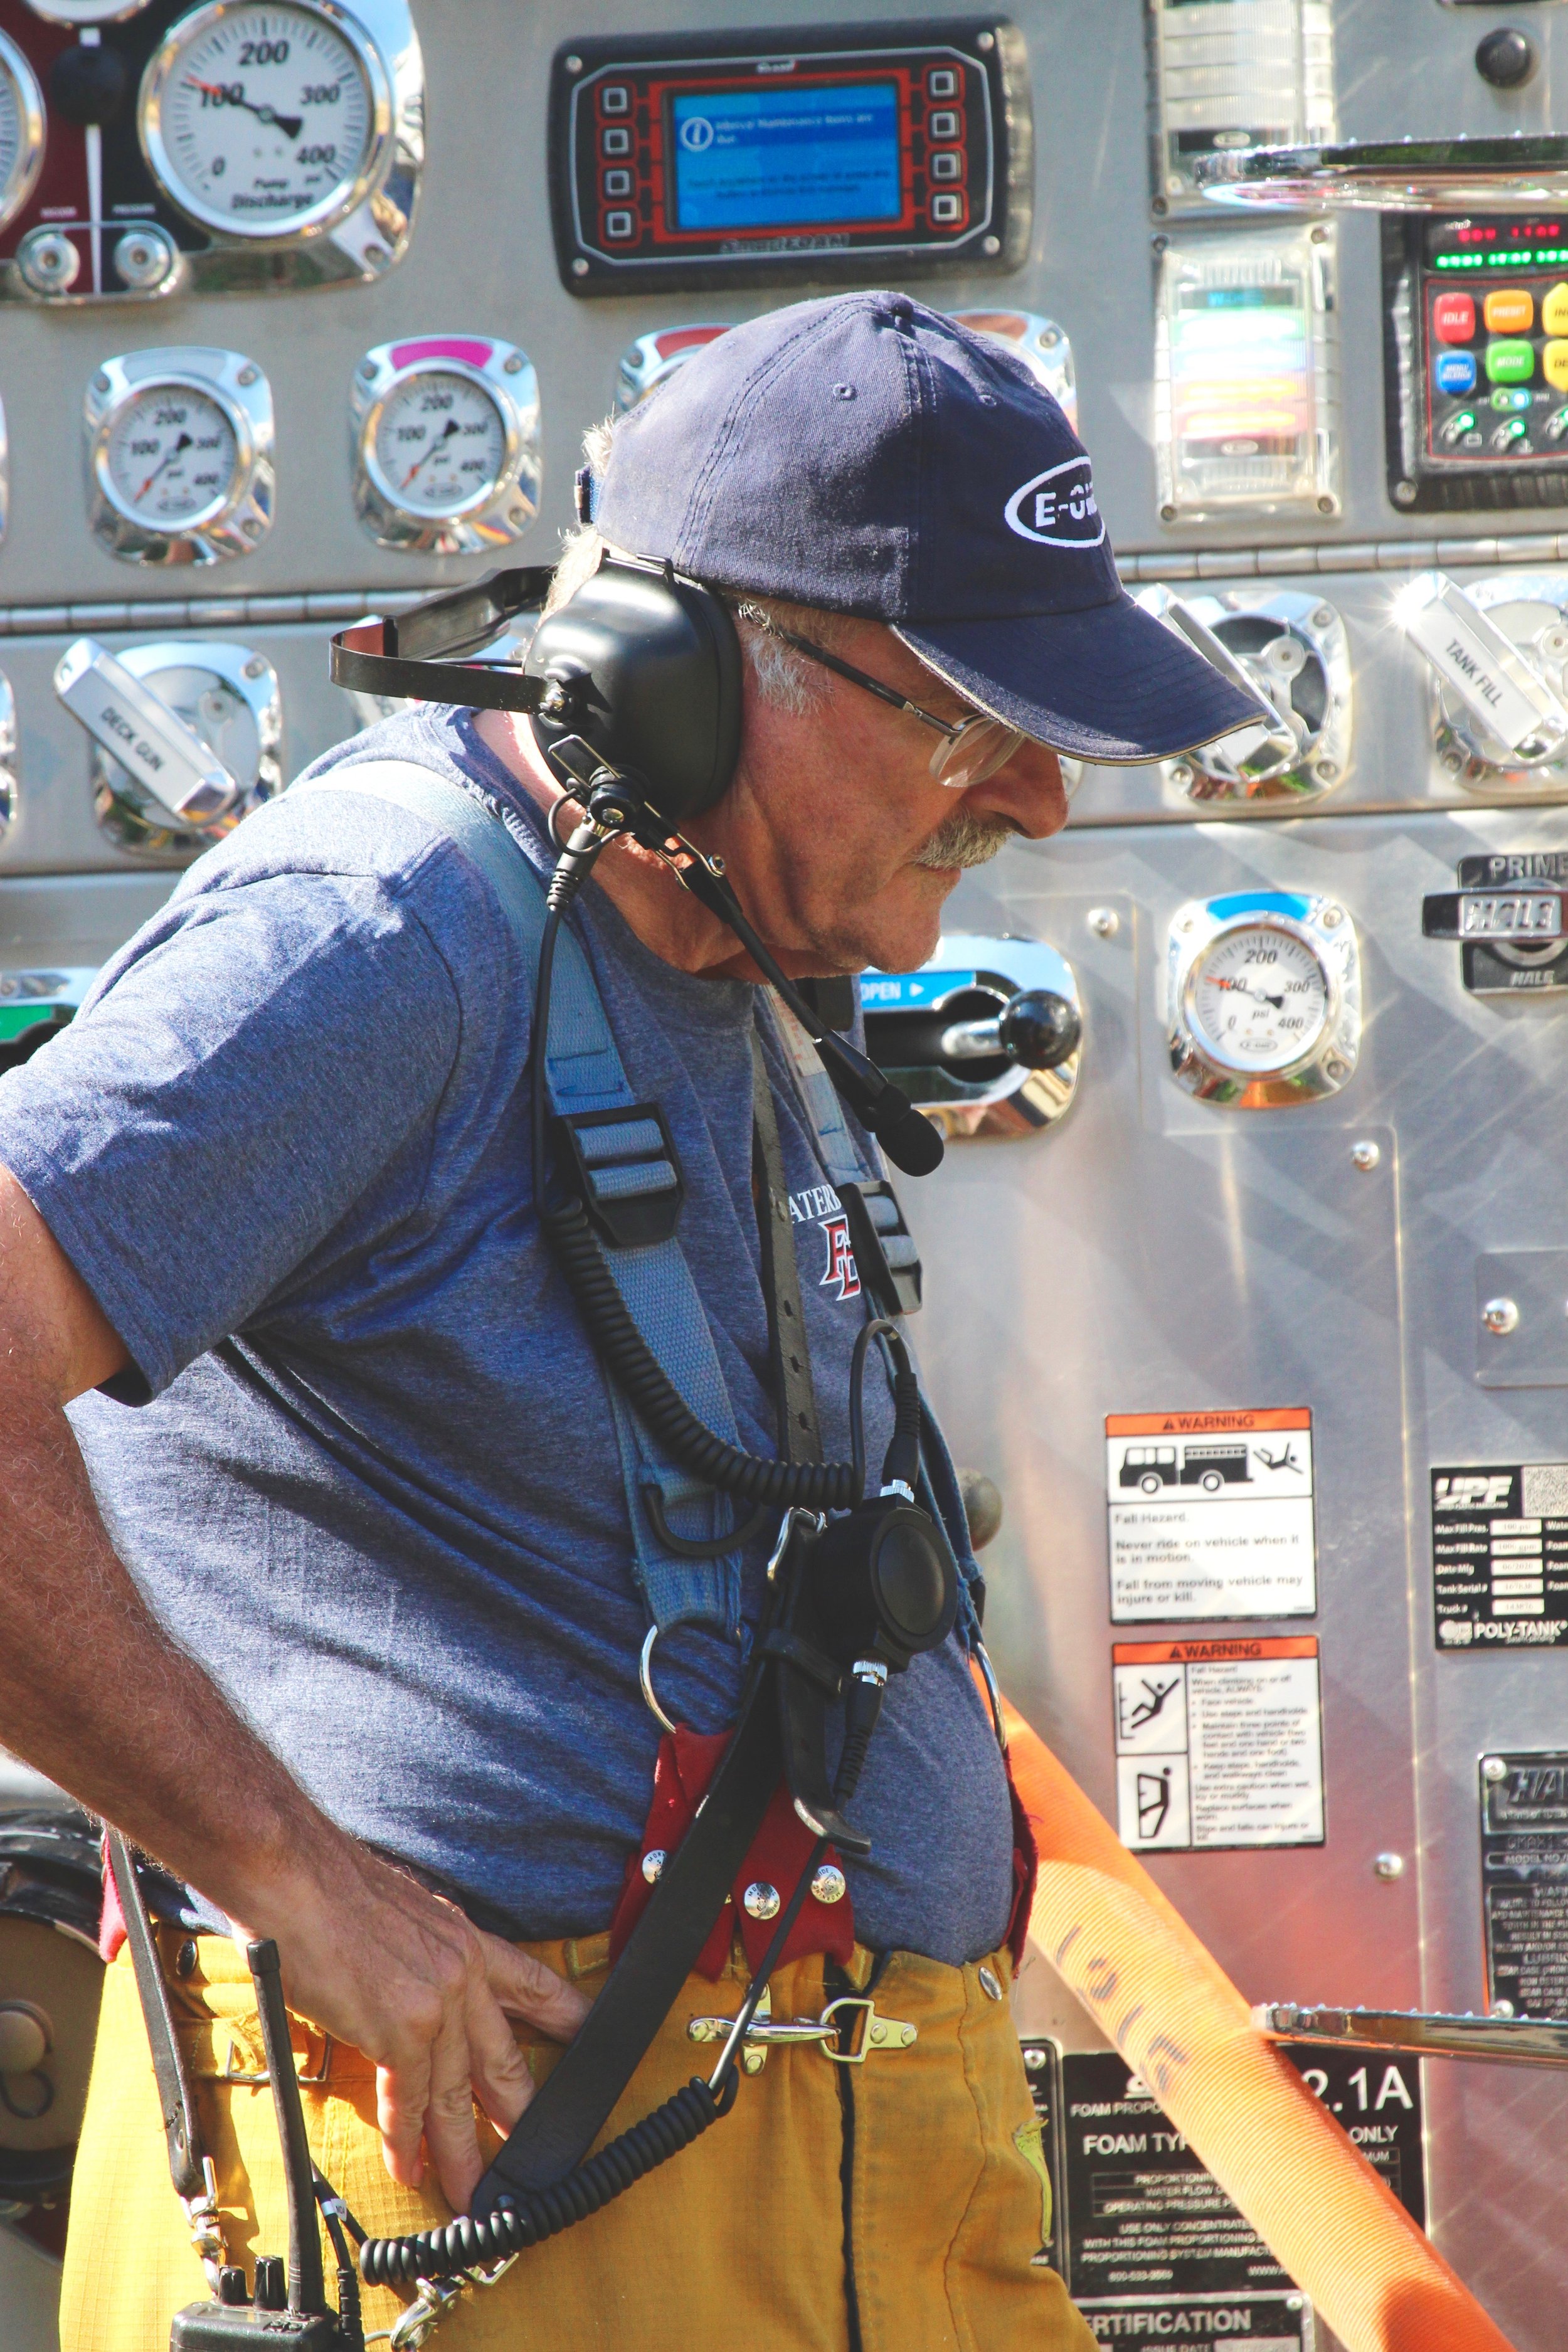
[{"xmin": 62, "ymin": 1926, "xmax": 1094, "ymax": 2352}]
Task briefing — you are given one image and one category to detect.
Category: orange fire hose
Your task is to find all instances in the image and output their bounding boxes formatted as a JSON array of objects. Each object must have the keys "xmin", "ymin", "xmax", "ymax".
[{"xmin": 1002, "ymin": 1695, "xmax": 1517, "ymax": 2352}]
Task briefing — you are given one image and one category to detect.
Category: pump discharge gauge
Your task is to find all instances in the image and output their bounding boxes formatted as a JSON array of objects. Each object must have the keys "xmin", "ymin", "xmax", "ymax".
[
  {"xmin": 0, "ymin": 31, "xmax": 43, "ymax": 232},
  {"xmin": 350, "ymin": 337, "xmax": 540, "ymax": 553},
  {"xmin": 1138, "ymin": 585, "xmax": 1351, "ymax": 803},
  {"xmin": 1168, "ymin": 891, "xmax": 1360, "ymax": 1107},
  {"xmin": 85, "ymin": 347, "xmax": 273, "ymax": 565},
  {"xmin": 139, "ymin": 0, "xmax": 389, "ymax": 242},
  {"xmin": 54, "ymin": 635, "xmax": 282, "ymax": 855},
  {"xmin": 1400, "ymin": 569, "xmax": 1568, "ymax": 793}
]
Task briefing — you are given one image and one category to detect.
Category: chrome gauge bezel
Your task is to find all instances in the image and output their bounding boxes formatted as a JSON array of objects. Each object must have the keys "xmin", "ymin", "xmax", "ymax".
[
  {"xmin": 22, "ymin": 1, "xmax": 155, "ymax": 21},
  {"xmin": 1155, "ymin": 588, "xmax": 1353, "ymax": 807},
  {"xmin": 351, "ymin": 337, "xmax": 541, "ymax": 555},
  {"xmin": 1421, "ymin": 571, "xmax": 1568, "ymax": 798},
  {"xmin": 88, "ymin": 637, "xmax": 283, "ymax": 856},
  {"xmin": 139, "ymin": 0, "xmax": 393, "ymax": 243},
  {"xmin": 0, "ymin": 30, "xmax": 45, "ymax": 232},
  {"xmin": 1168, "ymin": 891, "xmax": 1361, "ymax": 1109},
  {"xmin": 85, "ymin": 346, "xmax": 275, "ymax": 566}
]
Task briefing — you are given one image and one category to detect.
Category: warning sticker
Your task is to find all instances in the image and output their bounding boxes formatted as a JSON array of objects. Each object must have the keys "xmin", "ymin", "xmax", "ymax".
[
  {"xmin": 1113, "ymin": 1637, "xmax": 1325, "ymax": 1851},
  {"xmin": 1480, "ymin": 1752, "xmax": 1568, "ymax": 2020},
  {"xmin": 1106, "ymin": 1411, "xmax": 1315, "ymax": 1623},
  {"xmin": 1431, "ymin": 1464, "xmax": 1568, "ymax": 1651}
]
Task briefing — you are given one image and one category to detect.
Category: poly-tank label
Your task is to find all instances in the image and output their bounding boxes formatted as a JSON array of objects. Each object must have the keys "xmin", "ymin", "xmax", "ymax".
[
  {"xmin": 1106, "ymin": 1411, "xmax": 1316, "ymax": 1623},
  {"xmin": 1431, "ymin": 1463, "xmax": 1568, "ymax": 1650}
]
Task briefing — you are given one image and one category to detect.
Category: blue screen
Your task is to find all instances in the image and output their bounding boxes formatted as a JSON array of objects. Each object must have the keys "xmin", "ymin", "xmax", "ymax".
[{"xmin": 669, "ymin": 82, "xmax": 901, "ymax": 233}]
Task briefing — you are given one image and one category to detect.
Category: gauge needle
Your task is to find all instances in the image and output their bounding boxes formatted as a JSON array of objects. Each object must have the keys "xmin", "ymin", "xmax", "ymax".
[
  {"xmin": 1214, "ymin": 976, "xmax": 1285, "ymax": 1011},
  {"xmin": 135, "ymin": 432, "xmax": 193, "ymax": 502},
  {"xmin": 400, "ymin": 420, "xmax": 460, "ymax": 490},
  {"xmin": 185, "ymin": 80, "xmax": 304, "ymax": 139}
]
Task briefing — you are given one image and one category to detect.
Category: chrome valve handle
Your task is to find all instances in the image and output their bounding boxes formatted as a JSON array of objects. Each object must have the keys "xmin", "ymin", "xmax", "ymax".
[
  {"xmin": 1399, "ymin": 571, "xmax": 1568, "ymax": 767},
  {"xmin": 54, "ymin": 637, "xmax": 241, "ymax": 829},
  {"xmin": 1135, "ymin": 585, "xmax": 1301, "ymax": 773}
]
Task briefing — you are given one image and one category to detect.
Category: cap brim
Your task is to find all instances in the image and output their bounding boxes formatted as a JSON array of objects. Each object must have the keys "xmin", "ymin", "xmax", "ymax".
[{"xmin": 895, "ymin": 592, "xmax": 1265, "ymax": 765}]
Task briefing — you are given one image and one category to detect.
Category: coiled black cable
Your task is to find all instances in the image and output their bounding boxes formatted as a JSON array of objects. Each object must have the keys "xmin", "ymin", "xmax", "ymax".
[{"xmin": 358, "ymin": 2072, "xmax": 736, "ymax": 2288}]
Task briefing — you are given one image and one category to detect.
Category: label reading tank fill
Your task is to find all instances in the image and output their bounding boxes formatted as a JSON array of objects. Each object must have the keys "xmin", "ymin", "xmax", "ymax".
[
  {"xmin": 1106, "ymin": 1411, "xmax": 1316, "ymax": 1621},
  {"xmin": 1481, "ymin": 1752, "xmax": 1568, "ymax": 2019},
  {"xmin": 1051, "ymin": 2049, "xmax": 1421, "ymax": 2302},
  {"xmin": 1431, "ymin": 1464, "xmax": 1568, "ymax": 1650}
]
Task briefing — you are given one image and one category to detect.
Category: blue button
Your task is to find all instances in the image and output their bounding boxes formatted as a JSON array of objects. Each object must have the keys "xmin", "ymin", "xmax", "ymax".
[{"xmin": 1434, "ymin": 349, "xmax": 1477, "ymax": 397}]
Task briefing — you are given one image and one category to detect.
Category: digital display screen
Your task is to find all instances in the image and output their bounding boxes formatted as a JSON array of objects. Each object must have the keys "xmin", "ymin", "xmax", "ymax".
[
  {"xmin": 1428, "ymin": 218, "xmax": 1568, "ymax": 270},
  {"xmin": 669, "ymin": 81, "xmax": 901, "ymax": 233},
  {"xmin": 1172, "ymin": 272, "xmax": 1310, "ymax": 458}
]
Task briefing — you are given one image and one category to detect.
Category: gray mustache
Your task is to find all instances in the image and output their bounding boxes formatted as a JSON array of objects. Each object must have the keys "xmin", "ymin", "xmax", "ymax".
[{"xmin": 911, "ymin": 810, "xmax": 1017, "ymax": 871}]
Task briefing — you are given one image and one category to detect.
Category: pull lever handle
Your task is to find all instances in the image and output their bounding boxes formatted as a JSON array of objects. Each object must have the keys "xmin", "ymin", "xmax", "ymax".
[
  {"xmin": 1135, "ymin": 586, "xmax": 1301, "ymax": 770},
  {"xmin": 940, "ymin": 989, "xmax": 1081, "ymax": 1071},
  {"xmin": 54, "ymin": 637, "xmax": 241, "ymax": 828},
  {"xmin": 1400, "ymin": 569, "xmax": 1568, "ymax": 762}
]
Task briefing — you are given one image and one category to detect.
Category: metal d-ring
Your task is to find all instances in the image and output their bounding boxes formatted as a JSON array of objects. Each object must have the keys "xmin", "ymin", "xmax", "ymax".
[{"xmin": 638, "ymin": 1625, "xmax": 679, "ymax": 1736}]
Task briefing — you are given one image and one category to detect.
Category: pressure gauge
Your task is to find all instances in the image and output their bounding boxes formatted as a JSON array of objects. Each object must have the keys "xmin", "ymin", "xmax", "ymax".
[
  {"xmin": 140, "ymin": 0, "xmax": 391, "ymax": 241},
  {"xmin": 0, "ymin": 31, "xmax": 44, "ymax": 232},
  {"xmin": 351, "ymin": 336, "xmax": 541, "ymax": 554},
  {"xmin": 23, "ymin": 2, "xmax": 155, "ymax": 19},
  {"xmin": 1168, "ymin": 891, "xmax": 1360, "ymax": 1108},
  {"xmin": 86, "ymin": 347, "xmax": 274, "ymax": 565}
]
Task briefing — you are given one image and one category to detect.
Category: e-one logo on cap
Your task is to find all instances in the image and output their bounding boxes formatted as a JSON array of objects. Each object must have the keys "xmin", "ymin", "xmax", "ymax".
[{"xmin": 1004, "ymin": 455, "xmax": 1104, "ymax": 549}]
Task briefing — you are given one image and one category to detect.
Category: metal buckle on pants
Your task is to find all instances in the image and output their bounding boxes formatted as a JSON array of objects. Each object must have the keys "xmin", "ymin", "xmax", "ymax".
[{"xmin": 687, "ymin": 1987, "xmax": 918, "ymax": 2072}]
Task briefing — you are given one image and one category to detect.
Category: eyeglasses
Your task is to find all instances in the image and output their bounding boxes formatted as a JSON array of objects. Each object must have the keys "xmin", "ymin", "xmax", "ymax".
[{"xmin": 732, "ymin": 601, "xmax": 1026, "ymax": 789}]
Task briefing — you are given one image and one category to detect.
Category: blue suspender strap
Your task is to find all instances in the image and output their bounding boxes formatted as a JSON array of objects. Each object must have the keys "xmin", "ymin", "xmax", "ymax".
[{"xmin": 297, "ymin": 761, "xmax": 746, "ymax": 1642}]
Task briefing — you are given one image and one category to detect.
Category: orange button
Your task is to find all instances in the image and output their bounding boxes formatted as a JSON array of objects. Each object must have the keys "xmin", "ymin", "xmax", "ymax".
[{"xmin": 1484, "ymin": 287, "xmax": 1535, "ymax": 335}]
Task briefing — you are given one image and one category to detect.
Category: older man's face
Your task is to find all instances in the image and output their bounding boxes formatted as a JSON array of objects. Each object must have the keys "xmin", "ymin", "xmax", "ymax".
[{"xmin": 686, "ymin": 617, "xmax": 1069, "ymax": 977}]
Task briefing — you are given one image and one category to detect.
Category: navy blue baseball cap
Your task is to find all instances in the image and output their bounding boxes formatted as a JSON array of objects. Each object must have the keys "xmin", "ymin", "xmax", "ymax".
[{"xmin": 591, "ymin": 292, "xmax": 1259, "ymax": 765}]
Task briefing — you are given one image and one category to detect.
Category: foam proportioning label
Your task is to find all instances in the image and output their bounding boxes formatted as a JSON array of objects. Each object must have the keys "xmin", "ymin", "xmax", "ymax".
[
  {"xmin": 1113, "ymin": 1638, "xmax": 1325, "ymax": 1852},
  {"xmin": 1106, "ymin": 1411, "xmax": 1315, "ymax": 1623},
  {"xmin": 1431, "ymin": 1463, "xmax": 1568, "ymax": 1650}
]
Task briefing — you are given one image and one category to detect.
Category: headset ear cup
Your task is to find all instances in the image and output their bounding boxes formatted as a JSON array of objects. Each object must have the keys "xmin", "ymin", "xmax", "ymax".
[{"xmin": 524, "ymin": 561, "xmax": 743, "ymax": 825}]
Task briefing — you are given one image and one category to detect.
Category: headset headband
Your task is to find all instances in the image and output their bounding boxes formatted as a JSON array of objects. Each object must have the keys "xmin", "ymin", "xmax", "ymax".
[{"xmin": 329, "ymin": 566, "xmax": 556, "ymax": 710}]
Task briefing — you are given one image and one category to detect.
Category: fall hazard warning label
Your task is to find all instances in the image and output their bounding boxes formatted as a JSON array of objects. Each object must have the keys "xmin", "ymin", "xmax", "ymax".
[
  {"xmin": 1106, "ymin": 1410, "xmax": 1316, "ymax": 1624},
  {"xmin": 1113, "ymin": 1636, "xmax": 1325, "ymax": 1852}
]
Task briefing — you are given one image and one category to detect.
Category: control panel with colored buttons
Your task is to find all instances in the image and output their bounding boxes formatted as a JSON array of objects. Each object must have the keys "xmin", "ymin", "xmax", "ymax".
[
  {"xmin": 547, "ymin": 19, "xmax": 1030, "ymax": 295},
  {"xmin": 1385, "ymin": 213, "xmax": 1568, "ymax": 511}
]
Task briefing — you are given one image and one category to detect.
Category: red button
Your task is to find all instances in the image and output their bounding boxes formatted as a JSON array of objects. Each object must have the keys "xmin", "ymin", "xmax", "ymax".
[{"xmin": 1433, "ymin": 291, "xmax": 1476, "ymax": 344}]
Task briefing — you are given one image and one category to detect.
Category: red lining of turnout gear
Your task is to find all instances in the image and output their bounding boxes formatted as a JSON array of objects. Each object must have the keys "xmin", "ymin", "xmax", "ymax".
[{"xmin": 610, "ymin": 1724, "xmax": 857, "ymax": 1976}]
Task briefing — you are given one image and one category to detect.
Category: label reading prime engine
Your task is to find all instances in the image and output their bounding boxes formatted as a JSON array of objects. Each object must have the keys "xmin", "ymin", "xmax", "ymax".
[
  {"xmin": 1106, "ymin": 1411, "xmax": 1316, "ymax": 1622},
  {"xmin": 1481, "ymin": 1752, "xmax": 1568, "ymax": 2020},
  {"xmin": 1431, "ymin": 1464, "xmax": 1568, "ymax": 1651},
  {"xmin": 1041, "ymin": 2046, "xmax": 1419, "ymax": 2311},
  {"xmin": 1113, "ymin": 1638, "xmax": 1325, "ymax": 1852}
]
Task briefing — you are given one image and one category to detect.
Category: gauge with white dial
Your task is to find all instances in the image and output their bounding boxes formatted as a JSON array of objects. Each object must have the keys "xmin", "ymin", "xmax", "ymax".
[
  {"xmin": 104, "ymin": 384, "xmax": 238, "ymax": 527},
  {"xmin": 373, "ymin": 371, "xmax": 507, "ymax": 519},
  {"xmin": 351, "ymin": 336, "xmax": 541, "ymax": 554},
  {"xmin": 87, "ymin": 347, "xmax": 275, "ymax": 565},
  {"xmin": 0, "ymin": 32, "xmax": 45, "ymax": 232},
  {"xmin": 1167, "ymin": 893, "xmax": 1360, "ymax": 1108},
  {"xmin": 140, "ymin": 0, "xmax": 389, "ymax": 240},
  {"xmin": 1188, "ymin": 923, "xmax": 1328, "ymax": 1075}
]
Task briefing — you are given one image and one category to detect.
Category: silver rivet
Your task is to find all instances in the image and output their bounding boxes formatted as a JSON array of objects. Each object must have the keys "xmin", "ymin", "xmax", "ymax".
[
  {"xmin": 565, "ymin": 53, "xmax": 583, "ymax": 71},
  {"xmin": 1482, "ymin": 1296, "xmax": 1520, "ymax": 1337},
  {"xmin": 1394, "ymin": 480, "xmax": 1418, "ymax": 507},
  {"xmin": 1314, "ymin": 760, "xmax": 1339, "ymax": 781},
  {"xmin": 1492, "ymin": 1998, "xmax": 1516, "ymax": 2018},
  {"xmin": 977, "ymin": 29, "xmax": 994, "ymax": 47},
  {"xmin": 509, "ymin": 509, "xmax": 531, "ymax": 527},
  {"xmin": 572, "ymin": 258, "xmax": 590, "ymax": 277},
  {"xmin": 359, "ymin": 359, "xmax": 378, "ymax": 380},
  {"xmin": 1169, "ymin": 760, "xmax": 1195, "ymax": 788},
  {"xmin": 1320, "ymin": 903, "xmax": 1344, "ymax": 928},
  {"xmin": 981, "ymin": 234, "xmax": 1001, "ymax": 256},
  {"xmin": 743, "ymin": 1882, "xmax": 781, "ymax": 1921},
  {"xmin": 1023, "ymin": 2044, "xmax": 1047, "ymax": 2071},
  {"xmin": 641, "ymin": 1849, "xmax": 665, "ymax": 1885},
  {"xmin": 93, "ymin": 371, "xmax": 111, "ymax": 395},
  {"xmin": 1087, "ymin": 906, "xmax": 1120, "ymax": 938},
  {"xmin": 236, "ymin": 364, "xmax": 260, "ymax": 387},
  {"xmin": 243, "ymin": 517, "xmax": 264, "ymax": 539},
  {"xmin": 363, "ymin": 243, "xmax": 387, "ymax": 265},
  {"xmin": 1483, "ymin": 1756, "xmax": 1508, "ymax": 1782},
  {"xmin": 243, "ymin": 655, "xmax": 266, "ymax": 680},
  {"xmin": 1374, "ymin": 1852, "xmax": 1405, "ymax": 1881},
  {"xmin": 504, "ymin": 352, "xmax": 524, "ymax": 373},
  {"xmin": 811, "ymin": 1863, "xmax": 847, "ymax": 1906},
  {"xmin": 1325, "ymin": 1057, "xmax": 1349, "ymax": 1083},
  {"xmin": 1350, "ymin": 1140, "xmax": 1380, "ymax": 1172},
  {"xmin": 978, "ymin": 1964, "xmax": 1003, "ymax": 2001},
  {"xmin": 1286, "ymin": 2298, "xmax": 1304, "ymax": 2314},
  {"xmin": 1314, "ymin": 608, "xmax": 1334, "ymax": 629}
]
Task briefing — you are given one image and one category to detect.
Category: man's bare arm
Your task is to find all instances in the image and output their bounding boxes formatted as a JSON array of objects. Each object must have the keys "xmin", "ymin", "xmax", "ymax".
[{"xmin": 0, "ymin": 1163, "xmax": 587, "ymax": 2208}]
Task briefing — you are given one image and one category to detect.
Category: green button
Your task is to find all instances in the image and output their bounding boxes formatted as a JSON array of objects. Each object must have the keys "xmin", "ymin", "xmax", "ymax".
[{"xmin": 1485, "ymin": 339, "xmax": 1536, "ymax": 385}]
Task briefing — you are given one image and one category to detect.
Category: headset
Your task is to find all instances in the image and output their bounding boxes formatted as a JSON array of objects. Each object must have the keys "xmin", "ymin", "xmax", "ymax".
[{"xmin": 330, "ymin": 555, "xmax": 943, "ymax": 1177}]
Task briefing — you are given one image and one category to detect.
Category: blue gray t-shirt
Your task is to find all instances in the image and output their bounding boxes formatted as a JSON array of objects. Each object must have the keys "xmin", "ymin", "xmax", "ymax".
[{"xmin": 0, "ymin": 709, "xmax": 1013, "ymax": 1964}]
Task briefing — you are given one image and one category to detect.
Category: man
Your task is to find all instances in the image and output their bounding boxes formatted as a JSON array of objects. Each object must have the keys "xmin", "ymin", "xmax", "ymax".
[{"xmin": 0, "ymin": 294, "xmax": 1253, "ymax": 2349}]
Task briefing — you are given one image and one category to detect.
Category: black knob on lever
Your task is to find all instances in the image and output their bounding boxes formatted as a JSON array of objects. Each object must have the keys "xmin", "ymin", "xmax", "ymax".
[{"xmin": 999, "ymin": 989, "xmax": 1081, "ymax": 1071}]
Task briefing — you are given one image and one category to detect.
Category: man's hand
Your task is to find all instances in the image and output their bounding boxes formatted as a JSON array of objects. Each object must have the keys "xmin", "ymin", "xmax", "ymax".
[
  {"xmin": 0, "ymin": 1163, "xmax": 590, "ymax": 2212},
  {"xmin": 245, "ymin": 1845, "xmax": 592, "ymax": 2212}
]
